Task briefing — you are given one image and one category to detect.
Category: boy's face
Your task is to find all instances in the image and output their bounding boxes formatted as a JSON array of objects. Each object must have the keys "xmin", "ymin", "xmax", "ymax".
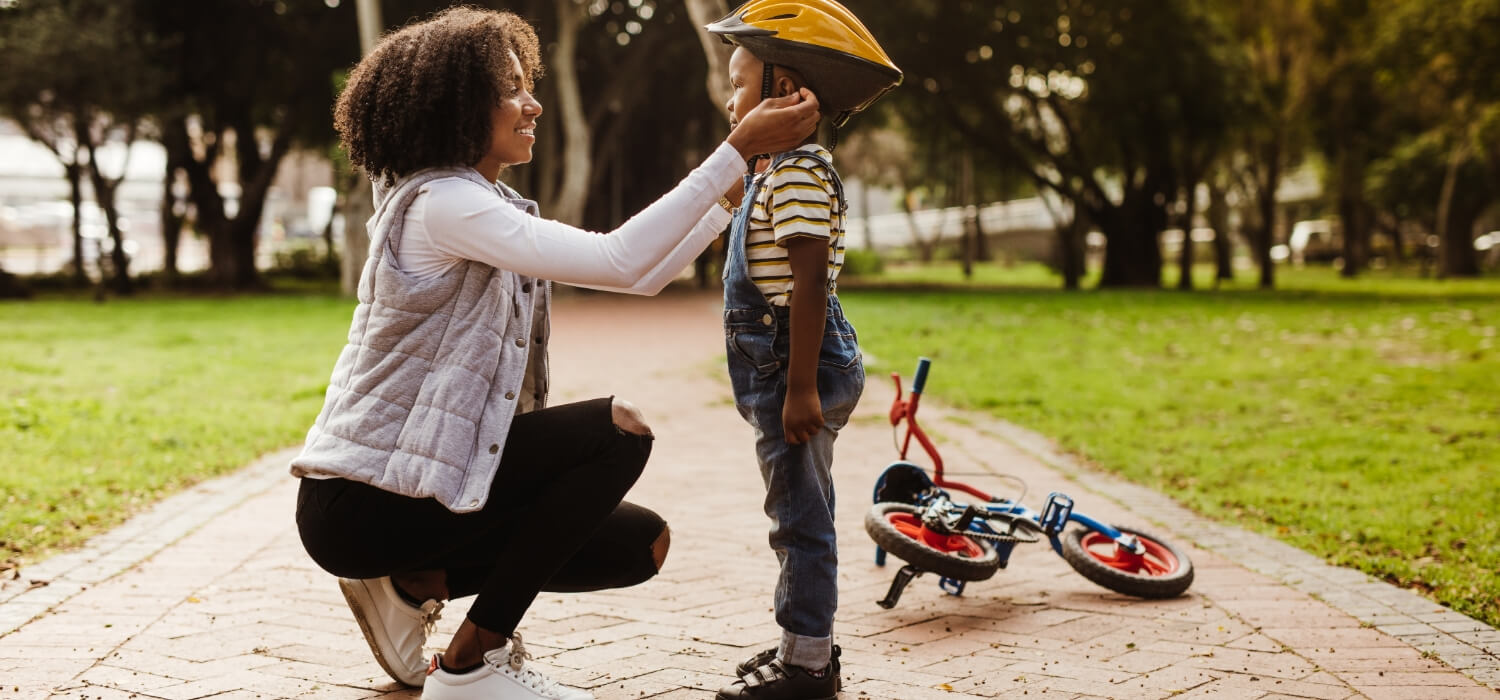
[{"xmin": 725, "ymin": 46, "xmax": 764, "ymax": 130}]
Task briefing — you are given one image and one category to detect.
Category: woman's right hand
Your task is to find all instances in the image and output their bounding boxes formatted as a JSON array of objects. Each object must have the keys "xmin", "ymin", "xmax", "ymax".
[{"xmin": 725, "ymin": 88, "xmax": 822, "ymax": 159}]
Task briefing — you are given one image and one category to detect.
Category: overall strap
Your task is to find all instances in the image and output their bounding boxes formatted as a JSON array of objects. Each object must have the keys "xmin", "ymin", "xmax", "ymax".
[{"xmin": 771, "ymin": 149, "xmax": 845, "ymax": 215}]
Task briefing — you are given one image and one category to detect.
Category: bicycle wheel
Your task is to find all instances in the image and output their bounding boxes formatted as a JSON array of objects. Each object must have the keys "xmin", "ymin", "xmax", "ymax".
[
  {"xmin": 865, "ymin": 502, "xmax": 1002, "ymax": 581},
  {"xmin": 1060, "ymin": 524, "xmax": 1194, "ymax": 599}
]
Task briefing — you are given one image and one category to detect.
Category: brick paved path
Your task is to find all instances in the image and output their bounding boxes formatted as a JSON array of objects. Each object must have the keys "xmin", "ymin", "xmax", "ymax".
[{"xmin": 2, "ymin": 290, "xmax": 1496, "ymax": 699}]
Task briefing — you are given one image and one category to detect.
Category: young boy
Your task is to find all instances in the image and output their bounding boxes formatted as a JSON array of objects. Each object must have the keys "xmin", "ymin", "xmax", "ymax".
[{"xmin": 706, "ymin": 2, "xmax": 901, "ymax": 698}]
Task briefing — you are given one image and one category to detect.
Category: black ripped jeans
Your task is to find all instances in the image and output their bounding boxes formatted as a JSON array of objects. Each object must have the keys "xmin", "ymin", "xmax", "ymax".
[{"xmin": 296, "ymin": 397, "xmax": 660, "ymax": 635}]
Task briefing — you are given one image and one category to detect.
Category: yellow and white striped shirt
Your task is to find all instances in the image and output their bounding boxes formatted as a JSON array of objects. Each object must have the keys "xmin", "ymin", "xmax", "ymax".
[{"xmin": 743, "ymin": 145, "xmax": 845, "ymax": 306}]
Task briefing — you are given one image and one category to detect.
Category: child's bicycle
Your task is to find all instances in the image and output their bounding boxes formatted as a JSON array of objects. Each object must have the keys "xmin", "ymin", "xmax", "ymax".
[{"xmin": 865, "ymin": 358, "xmax": 1194, "ymax": 608}]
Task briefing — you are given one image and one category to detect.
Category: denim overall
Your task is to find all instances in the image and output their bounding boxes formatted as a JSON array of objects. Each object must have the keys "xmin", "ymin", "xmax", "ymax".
[{"xmin": 722, "ymin": 149, "xmax": 865, "ymax": 670}]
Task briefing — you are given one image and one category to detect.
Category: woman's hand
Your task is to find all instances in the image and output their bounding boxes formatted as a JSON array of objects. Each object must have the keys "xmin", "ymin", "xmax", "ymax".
[{"xmin": 726, "ymin": 88, "xmax": 821, "ymax": 159}]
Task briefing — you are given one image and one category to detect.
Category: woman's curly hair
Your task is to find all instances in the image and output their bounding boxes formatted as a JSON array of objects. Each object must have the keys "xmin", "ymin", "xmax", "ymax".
[{"xmin": 334, "ymin": 6, "xmax": 543, "ymax": 186}]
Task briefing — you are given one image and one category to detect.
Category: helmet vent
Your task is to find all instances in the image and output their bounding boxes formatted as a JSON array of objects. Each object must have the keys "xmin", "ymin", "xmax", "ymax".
[{"xmin": 767, "ymin": 13, "xmax": 798, "ymax": 20}]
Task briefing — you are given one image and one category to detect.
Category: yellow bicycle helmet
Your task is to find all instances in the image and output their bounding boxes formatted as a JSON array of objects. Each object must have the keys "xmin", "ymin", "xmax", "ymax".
[{"xmin": 706, "ymin": 0, "xmax": 902, "ymax": 128}]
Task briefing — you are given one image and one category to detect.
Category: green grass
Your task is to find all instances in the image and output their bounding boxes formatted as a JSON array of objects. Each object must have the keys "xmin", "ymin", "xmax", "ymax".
[
  {"xmin": 0, "ymin": 290, "xmax": 354, "ymax": 569},
  {"xmin": 4, "ymin": 262, "xmax": 1497, "ymax": 630},
  {"xmin": 840, "ymin": 263, "xmax": 1500, "ymax": 626}
]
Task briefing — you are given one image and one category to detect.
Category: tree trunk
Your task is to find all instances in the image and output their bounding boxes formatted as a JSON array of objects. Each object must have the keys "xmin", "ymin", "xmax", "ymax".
[
  {"xmin": 1039, "ymin": 193, "xmax": 1085, "ymax": 290},
  {"xmin": 81, "ymin": 123, "xmax": 135, "ymax": 296},
  {"xmin": 94, "ymin": 177, "xmax": 132, "ymax": 296},
  {"xmin": 959, "ymin": 151, "xmax": 975, "ymax": 279},
  {"xmin": 901, "ymin": 190, "xmax": 940, "ymax": 262},
  {"xmin": 859, "ymin": 179, "xmax": 874, "ymax": 250},
  {"xmin": 66, "ymin": 161, "xmax": 88, "ymax": 286},
  {"xmin": 1207, "ymin": 182, "xmax": 1234, "ymax": 284},
  {"xmin": 1255, "ymin": 154, "xmax": 1279, "ymax": 289},
  {"xmin": 160, "ymin": 166, "xmax": 184, "ymax": 285},
  {"xmin": 341, "ymin": 178, "xmax": 373, "ymax": 295},
  {"xmin": 1098, "ymin": 187, "xmax": 1164, "ymax": 287},
  {"xmin": 1442, "ymin": 204, "xmax": 1483, "ymax": 278},
  {"xmin": 542, "ymin": 0, "xmax": 592, "ymax": 225},
  {"xmin": 1058, "ymin": 213, "xmax": 1085, "ymax": 291},
  {"xmin": 321, "ymin": 197, "xmax": 340, "ymax": 277},
  {"xmin": 1337, "ymin": 150, "xmax": 1367, "ymax": 278},
  {"xmin": 1177, "ymin": 184, "xmax": 1198, "ymax": 290},
  {"xmin": 1435, "ymin": 141, "xmax": 1481, "ymax": 278},
  {"xmin": 159, "ymin": 121, "xmax": 199, "ymax": 284},
  {"xmin": 974, "ymin": 208, "xmax": 991, "ymax": 262},
  {"xmin": 1376, "ymin": 211, "xmax": 1407, "ymax": 263},
  {"xmin": 682, "ymin": 0, "xmax": 733, "ymax": 119}
]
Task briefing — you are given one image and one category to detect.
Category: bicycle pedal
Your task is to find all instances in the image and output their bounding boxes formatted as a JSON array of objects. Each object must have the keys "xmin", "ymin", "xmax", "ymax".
[{"xmin": 1040, "ymin": 492, "xmax": 1075, "ymax": 535}]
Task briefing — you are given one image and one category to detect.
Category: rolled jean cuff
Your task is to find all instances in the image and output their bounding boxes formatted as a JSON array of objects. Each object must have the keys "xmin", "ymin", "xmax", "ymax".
[{"xmin": 779, "ymin": 629, "xmax": 832, "ymax": 670}]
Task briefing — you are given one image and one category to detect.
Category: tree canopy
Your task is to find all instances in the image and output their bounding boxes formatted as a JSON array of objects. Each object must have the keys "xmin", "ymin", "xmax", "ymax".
[{"xmin": 2, "ymin": 0, "xmax": 1497, "ymax": 290}]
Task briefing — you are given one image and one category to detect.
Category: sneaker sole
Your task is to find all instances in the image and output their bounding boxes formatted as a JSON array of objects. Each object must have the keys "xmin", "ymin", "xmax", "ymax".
[{"xmin": 338, "ymin": 578, "xmax": 422, "ymax": 687}]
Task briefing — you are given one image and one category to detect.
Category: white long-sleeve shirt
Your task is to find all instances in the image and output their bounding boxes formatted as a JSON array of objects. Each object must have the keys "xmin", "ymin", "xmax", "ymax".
[{"xmin": 394, "ymin": 142, "xmax": 739, "ymax": 294}]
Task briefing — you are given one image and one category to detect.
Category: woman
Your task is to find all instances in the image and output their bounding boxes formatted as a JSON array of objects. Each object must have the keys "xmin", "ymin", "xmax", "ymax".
[{"xmin": 290, "ymin": 7, "xmax": 819, "ymax": 700}]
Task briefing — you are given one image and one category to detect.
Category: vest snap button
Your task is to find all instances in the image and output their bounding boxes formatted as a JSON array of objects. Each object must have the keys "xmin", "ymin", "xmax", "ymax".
[
  {"xmin": 515, "ymin": 338, "xmax": 526, "ymax": 347},
  {"xmin": 522, "ymin": 283, "xmax": 532, "ymax": 293},
  {"xmin": 761, "ymin": 314, "xmax": 773, "ymax": 326},
  {"xmin": 505, "ymin": 391, "xmax": 515, "ymax": 400},
  {"xmin": 488, "ymin": 444, "xmax": 499, "ymax": 454}
]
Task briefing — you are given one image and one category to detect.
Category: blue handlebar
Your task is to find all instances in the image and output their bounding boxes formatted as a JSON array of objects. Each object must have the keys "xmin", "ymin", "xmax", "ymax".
[{"xmin": 911, "ymin": 357, "xmax": 932, "ymax": 395}]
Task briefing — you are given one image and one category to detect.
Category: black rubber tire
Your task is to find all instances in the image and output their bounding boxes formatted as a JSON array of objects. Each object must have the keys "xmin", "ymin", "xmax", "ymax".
[
  {"xmin": 865, "ymin": 502, "xmax": 1002, "ymax": 582},
  {"xmin": 1060, "ymin": 524, "xmax": 1194, "ymax": 599}
]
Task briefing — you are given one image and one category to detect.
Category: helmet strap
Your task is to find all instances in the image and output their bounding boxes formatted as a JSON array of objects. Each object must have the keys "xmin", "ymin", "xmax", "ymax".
[{"xmin": 746, "ymin": 61, "xmax": 778, "ymax": 175}]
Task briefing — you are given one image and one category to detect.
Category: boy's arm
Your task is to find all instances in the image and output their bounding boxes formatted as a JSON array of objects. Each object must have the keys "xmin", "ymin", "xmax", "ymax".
[{"xmin": 783, "ymin": 236, "xmax": 828, "ymax": 444}]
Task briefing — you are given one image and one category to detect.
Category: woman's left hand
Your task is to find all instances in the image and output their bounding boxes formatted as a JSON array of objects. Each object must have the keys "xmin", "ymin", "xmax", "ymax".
[{"xmin": 726, "ymin": 88, "xmax": 821, "ymax": 158}]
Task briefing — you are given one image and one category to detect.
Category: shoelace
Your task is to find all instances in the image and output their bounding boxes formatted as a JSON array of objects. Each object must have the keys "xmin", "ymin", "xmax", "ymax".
[
  {"xmin": 496, "ymin": 633, "xmax": 569, "ymax": 696},
  {"xmin": 418, "ymin": 599, "xmax": 444, "ymax": 637}
]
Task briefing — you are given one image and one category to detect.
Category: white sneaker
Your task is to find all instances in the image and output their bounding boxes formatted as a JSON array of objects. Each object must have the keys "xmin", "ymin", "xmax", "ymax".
[
  {"xmin": 338, "ymin": 576, "xmax": 444, "ymax": 686},
  {"xmin": 421, "ymin": 633, "xmax": 595, "ymax": 700}
]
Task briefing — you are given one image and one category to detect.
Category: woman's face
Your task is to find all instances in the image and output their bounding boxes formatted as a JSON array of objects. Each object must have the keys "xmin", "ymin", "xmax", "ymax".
[{"xmin": 475, "ymin": 51, "xmax": 543, "ymax": 180}]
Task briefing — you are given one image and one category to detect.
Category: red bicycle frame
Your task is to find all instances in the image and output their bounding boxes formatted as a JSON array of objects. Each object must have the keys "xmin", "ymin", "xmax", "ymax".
[{"xmin": 888, "ymin": 360, "xmax": 993, "ymax": 502}]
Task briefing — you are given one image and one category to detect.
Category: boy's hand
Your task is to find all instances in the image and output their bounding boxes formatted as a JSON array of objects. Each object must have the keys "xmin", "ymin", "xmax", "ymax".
[
  {"xmin": 726, "ymin": 88, "xmax": 821, "ymax": 158},
  {"xmin": 783, "ymin": 386, "xmax": 824, "ymax": 445}
]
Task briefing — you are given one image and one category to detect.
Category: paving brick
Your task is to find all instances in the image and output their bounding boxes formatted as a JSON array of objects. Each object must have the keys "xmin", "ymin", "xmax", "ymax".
[
  {"xmin": 1353, "ymin": 685, "xmax": 1500, "ymax": 700},
  {"xmin": 1, "ymin": 292, "xmax": 1495, "ymax": 699},
  {"xmin": 1188, "ymin": 648, "xmax": 1320, "ymax": 681},
  {"xmin": 1211, "ymin": 670, "xmax": 1354, "ymax": 700}
]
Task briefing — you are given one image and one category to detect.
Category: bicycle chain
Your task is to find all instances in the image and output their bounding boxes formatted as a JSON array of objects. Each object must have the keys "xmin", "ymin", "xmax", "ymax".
[{"xmin": 965, "ymin": 527, "xmax": 1041, "ymax": 545}]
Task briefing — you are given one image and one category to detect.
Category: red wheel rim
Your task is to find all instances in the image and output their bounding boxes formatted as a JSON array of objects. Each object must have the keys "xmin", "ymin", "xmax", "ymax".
[
  {"xmin": 1079, "ymin": 531, "xmax": 1180, "ymax": 576},
  {"xmin": 887, "ymin": 512, "xmax": 986, "ymax": 558}
]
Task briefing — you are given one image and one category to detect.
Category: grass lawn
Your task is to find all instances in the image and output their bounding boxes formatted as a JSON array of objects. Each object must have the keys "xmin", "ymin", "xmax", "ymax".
[
  {"xmin": 3, "ymin": 262, "xmax": 1496, "ymax": 630},
  {"xmin": 840, "ymin": 262, "xmax": 1500, "ymax": 626},
  {"xmin": 0, "ymin": 289, "xmax": 354, "ymax": 572}
]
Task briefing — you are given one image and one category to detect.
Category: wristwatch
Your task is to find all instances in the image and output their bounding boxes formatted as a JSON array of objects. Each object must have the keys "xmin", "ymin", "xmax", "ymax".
[{"xmin": 718, "ymin": 196, "xmax": 736, "ymax": 214}]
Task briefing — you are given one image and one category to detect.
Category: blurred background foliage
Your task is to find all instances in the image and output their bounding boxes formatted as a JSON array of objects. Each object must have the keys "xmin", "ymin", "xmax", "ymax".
[{"xmin": 0, "ymin": 0, "xmax": 1496, "ymax": 295}]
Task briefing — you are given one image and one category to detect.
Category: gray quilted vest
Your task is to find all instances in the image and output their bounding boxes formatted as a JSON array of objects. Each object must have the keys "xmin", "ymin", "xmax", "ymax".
[{"xmin": 290, "ymin": 168, "xmax": 550, "ymax": 513}]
